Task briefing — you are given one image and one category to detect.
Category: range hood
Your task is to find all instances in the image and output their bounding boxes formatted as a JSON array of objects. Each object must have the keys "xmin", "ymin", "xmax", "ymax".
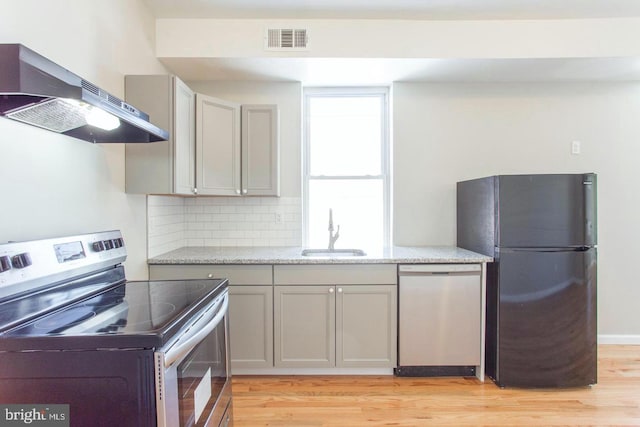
[{"xmin": 0, "ymin": 44, "xmax": 169, "ymax": 143}]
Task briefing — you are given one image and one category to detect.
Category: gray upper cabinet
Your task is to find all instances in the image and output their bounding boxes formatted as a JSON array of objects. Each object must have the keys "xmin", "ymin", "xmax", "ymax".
[
  {"xmin": 242, "ymin": 105, "xmax": 280, "ymax": 196},
  {"xmin": 125, "ymin": 75, "xmax": 195, "ymax": 195},
  {"xmin": 196, "ymin": 94, "xmax": 241, "ymax": 196},
  {"xmin": 196, "ymin": 96, "xmax": 280, "ymax": 196},
  {"xmin": 125, "ymin": 77, "xmax": 279, "ymax": 196}
]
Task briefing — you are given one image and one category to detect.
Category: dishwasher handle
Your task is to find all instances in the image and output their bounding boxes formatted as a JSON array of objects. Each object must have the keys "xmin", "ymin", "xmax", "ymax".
[{"xmin": 398, "ymin": 264, "xmax": 481, "ymax": 274}]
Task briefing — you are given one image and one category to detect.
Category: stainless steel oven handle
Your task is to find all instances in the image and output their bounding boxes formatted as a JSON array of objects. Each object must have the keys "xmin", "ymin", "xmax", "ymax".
[{"xmin": 163, "ymin": 292, "xmax": 228, "ymax": 368}]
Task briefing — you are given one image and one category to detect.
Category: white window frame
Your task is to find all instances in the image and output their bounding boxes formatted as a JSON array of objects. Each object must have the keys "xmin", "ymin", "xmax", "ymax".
[{"xmin": 302, "ymin": 86, "xmax": 391, "ymax": 248}]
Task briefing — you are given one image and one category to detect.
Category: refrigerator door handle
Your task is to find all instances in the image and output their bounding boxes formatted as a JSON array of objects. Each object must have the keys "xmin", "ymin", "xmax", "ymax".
[
  {"xmin": 498, "ymin": 247, "xmax": 594, "ymax": 253},
  {"xmin": 583, "ymin": 173, "xmax": 597, "ymax": 246}
]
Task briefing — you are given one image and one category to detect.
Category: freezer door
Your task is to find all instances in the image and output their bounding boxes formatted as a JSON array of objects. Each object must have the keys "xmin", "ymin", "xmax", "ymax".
[
  {"xmin": 495, "ymin": 248, "xmax": 597, "ymax": 388},
  {"xmin": 497, "ymin": 174, "xmax": 597, "ymax": 247}
]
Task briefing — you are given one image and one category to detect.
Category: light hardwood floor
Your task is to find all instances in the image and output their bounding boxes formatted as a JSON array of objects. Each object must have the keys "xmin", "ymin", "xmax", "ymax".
[{"xmin": 231, "ymin": 345, "xmax": 640, "ymax": 426}]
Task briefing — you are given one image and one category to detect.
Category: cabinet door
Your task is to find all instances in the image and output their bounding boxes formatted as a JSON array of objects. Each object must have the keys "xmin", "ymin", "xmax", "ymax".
[
  {"xmin": 196, "ymin": 94, "xmax": 241, "ymax": 196},
  {"xmin": 274, "ymin": 286, "xmax": 335, "ymax": 368},
  {"xmin": 125, "ymin": 75, "xmax": 195, "ymax": 195},
  {"xmin": 241, "ymin": 105, "xmax": 280, "ymax": 196},
  {"xmin": 336, "ymin": 285, "xmax": 397, "ymax": 368},
  {"xmin": 173, "ymin": 78, "xmax": 195, "ymax": 195},
  {"xmin": 229, "ymin": 286, "xmax": 274, "ymax": 370},
  {"xmin": 124, "ymin": 75, "xmax": 173, "ymax": 194}
]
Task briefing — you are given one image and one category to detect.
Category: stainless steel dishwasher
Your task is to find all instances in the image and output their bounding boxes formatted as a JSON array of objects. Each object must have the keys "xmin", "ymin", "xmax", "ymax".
[{"xmin": 396, "ymin": 264, "xmax": 482, "ymax": 377}]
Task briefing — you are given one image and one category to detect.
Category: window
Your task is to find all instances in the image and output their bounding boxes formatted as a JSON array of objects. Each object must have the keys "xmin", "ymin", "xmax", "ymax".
[{"xmin": 303, "ymin": 87, "xmax": 390, "ymax": 250}]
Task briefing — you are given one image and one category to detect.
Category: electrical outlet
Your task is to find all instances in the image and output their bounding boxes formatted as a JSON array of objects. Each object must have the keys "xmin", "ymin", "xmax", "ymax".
[
  {"xmin": 571, "ymin": 140, "xmax": 581, "ymax": 155},
  {"xmin": 275, "ymin": 213, "xmax": 283, "ymax": 224}
]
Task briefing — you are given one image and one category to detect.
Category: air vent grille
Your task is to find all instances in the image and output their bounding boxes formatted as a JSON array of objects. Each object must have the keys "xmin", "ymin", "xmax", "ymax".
[
  {"xmin": 81, "ymin": 80, "xmax": 100, "ymax": 97},
  {"xmin": 81, "ymin": 79, "xmax": 145, "ymax": 119},
  {"xmin": 266, "ymin": 29, "xmax": 308, "ymax": 50}
]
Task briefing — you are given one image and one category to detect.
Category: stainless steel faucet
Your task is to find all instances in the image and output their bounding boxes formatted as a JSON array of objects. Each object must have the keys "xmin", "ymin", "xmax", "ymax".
[{"xmin": 328, "ymin": 208, "xmax": 340, "ymax": 250}]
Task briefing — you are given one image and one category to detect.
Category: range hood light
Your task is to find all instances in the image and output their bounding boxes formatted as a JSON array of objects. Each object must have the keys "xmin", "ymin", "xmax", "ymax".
[
  {"xmin": 6, "ymin": 98, "xmax": 88, "ymax": 133},
  {"xmin": 6, "ymin": 98, "xmax": 121, "ymax": 133},
  {"xmin": 85, "ymin": 106, "xmax": 120, "ymax": 131}
]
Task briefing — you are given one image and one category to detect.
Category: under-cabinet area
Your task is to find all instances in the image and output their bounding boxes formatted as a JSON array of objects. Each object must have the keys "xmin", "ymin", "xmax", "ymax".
[{"xmin": 125, "ymin": 75, "xmax": 279, "ymax": 196}]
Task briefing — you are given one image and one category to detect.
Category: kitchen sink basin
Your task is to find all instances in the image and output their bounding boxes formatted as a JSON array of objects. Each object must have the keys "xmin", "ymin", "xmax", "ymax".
[{"xmin": 301, "ymin": 248, "xmax": 367, "ymax": 257}]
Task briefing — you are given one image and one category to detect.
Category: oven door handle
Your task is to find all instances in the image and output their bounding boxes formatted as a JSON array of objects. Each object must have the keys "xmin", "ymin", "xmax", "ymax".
[{"xmin": 163, "ymin": 292, "xmax": 229, "ymax": 368}]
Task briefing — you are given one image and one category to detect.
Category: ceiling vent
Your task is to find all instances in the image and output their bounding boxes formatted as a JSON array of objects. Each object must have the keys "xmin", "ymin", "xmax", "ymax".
[{"xmin": 265, "ymin": 29, "xmax": 309, "ymax": 51}]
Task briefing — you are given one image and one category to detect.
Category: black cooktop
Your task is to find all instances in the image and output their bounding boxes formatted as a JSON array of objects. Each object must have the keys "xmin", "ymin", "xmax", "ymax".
[{"xmin": 0, "ymin": 271, "xmax": 227, "ymax": 352}]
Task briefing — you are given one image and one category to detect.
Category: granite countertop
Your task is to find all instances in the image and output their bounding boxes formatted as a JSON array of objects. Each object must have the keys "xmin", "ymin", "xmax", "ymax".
[{"xmin": 148, "ymin": 246, "xmax": 492, "ymax": 265}]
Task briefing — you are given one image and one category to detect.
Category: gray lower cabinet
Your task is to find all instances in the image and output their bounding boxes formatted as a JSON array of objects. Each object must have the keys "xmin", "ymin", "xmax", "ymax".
[
  {"xmin": 150, "ymin": 263, "xmax": 398, "ymax": 371},
  {"xmin": 274, "ymin": 283, "xmax": 397, "ymax": 369},
  {"xmin": 149, "ymin": 265, "xmax": 273, "ymax": 370},
  {"xmin": 229, "ymin": 285, "xmax": 273, "ymax": 369},
  {"xmin": 337, "ymin": 285, "xmax": 397, "ymax": 368},
  {"xmin": 274, "ymin": 285, "xmax": 336, "ymax": 368}
]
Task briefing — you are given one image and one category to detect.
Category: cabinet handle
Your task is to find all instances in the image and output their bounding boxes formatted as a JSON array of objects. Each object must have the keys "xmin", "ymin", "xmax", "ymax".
[
  {"xmin": 328, "ymin": 288, "xmax": 334, "ymax": 293},
  {"xmin": 337, "ymin": 288, "xmax": 343, "ymax": 293},
  {"xmin": 235, "ymin": 189, "xmax": 241, "ymax": 195},
  {"xmin": 207, "ymin": 273, "xmax": 213, "ymax": 279},
  {"xmin": 242, "ymin": 189, "xmax": 248, "ymax": 194},
  {"xmin": 193, "ymin": 187, "xmax": 198, "ymax": 195}
]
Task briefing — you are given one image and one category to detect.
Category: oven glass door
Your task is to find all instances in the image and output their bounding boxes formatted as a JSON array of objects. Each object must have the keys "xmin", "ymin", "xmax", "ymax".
[
  {"xmin": 156, "ymin": 290, "xmax": 231, "ymax": 427},
  {"xmin": 177, "ymin": 317, "xmax": 228, "ymax": 427}
]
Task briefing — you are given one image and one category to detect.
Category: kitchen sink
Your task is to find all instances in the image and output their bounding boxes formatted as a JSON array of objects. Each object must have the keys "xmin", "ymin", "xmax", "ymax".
[{"xmin": 301, "ymin": 248, "xmax": 367, "ymax": 257}]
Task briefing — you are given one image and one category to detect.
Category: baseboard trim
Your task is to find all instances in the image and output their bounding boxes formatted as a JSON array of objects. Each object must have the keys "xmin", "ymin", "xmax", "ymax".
[
  {"xmin": 598, "ymin": 334, "xmax": 640, "ymax": 344},
  {"xmin": 232, "ymin": 367, "xmax": 394, "ymax": 376}
]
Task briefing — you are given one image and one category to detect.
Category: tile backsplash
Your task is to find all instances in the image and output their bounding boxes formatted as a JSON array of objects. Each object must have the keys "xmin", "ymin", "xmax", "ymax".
[
  {"xmin": 148, "ymin": 196, "xmax": 185, "ymax": 258},
  {"xmin": 148, "ymin": 195, "xmax": 302, "ymax": 256}
]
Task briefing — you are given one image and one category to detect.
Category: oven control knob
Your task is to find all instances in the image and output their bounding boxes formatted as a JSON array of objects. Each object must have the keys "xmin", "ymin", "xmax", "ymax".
[
  {"xmin": 92, "ymin": 241, "xmax": 105, "ymax": 252},
  {"xmin": 112, "ymin": 238, "xmax": 123, "ymax": 248},
  {"xmin": 103, "ymin": 240, "xmax": 114, "ymax": 250},
  {"xmin": 11, "ymin": 253, "xmax": 32, "ymax": 269},
  {"xmin": 0, "ymin": 256, "xmax": 11, "ymax": 272}
]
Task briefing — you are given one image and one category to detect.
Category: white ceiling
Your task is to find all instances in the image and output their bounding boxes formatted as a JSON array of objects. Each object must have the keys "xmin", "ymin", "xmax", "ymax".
[
  {"xmin": 161, "ymin": 57, "xmax": 640, "ymax": 85},
  {"xmin": 145, "ymin": 0, "xmax": 640, "ymax": 84},
  {"xmin": 145, "ymin": 0, "xmax": 640, "ymax": 20}
]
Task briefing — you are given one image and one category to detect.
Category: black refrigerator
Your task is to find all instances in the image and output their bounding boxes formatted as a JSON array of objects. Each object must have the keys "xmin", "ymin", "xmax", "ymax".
[{"xmin": 457, "ymin": 173, "xmax": 597, "ymax": 388}]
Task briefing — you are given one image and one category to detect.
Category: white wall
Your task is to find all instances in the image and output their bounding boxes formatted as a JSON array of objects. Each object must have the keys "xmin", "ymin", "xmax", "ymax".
[
  {"xmin": 0, "ymin": 0, "xmax": 166, "ymax": 279},
  {"xmin": 156, "ymin": 18, "xmax": 640, "ymax": 59},
  {"xmin": 393, "ymin": 82, "xmax": 640, "ymax": 336}
]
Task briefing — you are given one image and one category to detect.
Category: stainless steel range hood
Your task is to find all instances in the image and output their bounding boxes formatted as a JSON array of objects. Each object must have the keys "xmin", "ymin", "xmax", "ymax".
[{"xmin": 0, "ymin": 44, "xmax": 169, "ymax": 143}]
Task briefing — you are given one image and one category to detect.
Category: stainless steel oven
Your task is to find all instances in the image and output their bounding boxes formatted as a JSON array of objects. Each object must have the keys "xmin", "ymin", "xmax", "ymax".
[
  {"xmin": 0, "ymin": 231, "xmax": 233, "ymax": 427},
  {"xmin": 156, "ymin": 290, "xmax": 232, "ymax": 427}
]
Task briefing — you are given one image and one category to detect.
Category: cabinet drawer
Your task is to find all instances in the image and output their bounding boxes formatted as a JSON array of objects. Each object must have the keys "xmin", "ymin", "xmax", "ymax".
[
  {"xmin": 273, "ymin": 264, "xmax": 397, "ymax": 285},
  {"xmin": 149, "ymin": 264, "xmax": 272, "ymax": 285}
]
